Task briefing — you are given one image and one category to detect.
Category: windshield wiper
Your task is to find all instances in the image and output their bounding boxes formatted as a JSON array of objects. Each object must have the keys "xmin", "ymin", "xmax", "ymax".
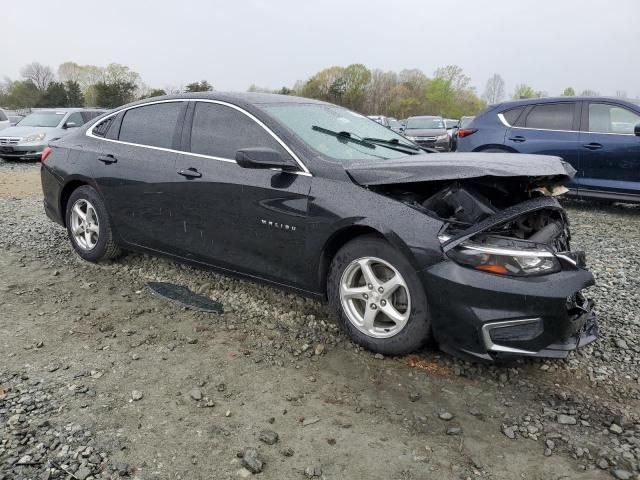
[
  {"xmin": 362, "ymin": 137, "xmax": 422, "ymax": 154},
  {"xmin": 311, "ymin": 125, "xmax": 376, "ymax": 149}
]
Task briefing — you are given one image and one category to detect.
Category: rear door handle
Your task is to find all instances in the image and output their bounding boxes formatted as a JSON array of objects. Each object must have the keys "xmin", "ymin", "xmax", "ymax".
[
  {"xmin": 98, "ymin": 154, "xmax": 117, "ymax": 164},
  {"xmin": 178, "ymin": 168, "xmax": 202, "ymax": 179},
  {"xmin": 508, "ymin": 135, "xmax": 526, "ymax": 143},
  {"xmin": 582, "ymin": 142, "xmax": 603, "ymax": 151}
]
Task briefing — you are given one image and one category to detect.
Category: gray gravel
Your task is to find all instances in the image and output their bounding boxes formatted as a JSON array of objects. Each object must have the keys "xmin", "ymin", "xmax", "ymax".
[{"xmin": 1, "ymin": 160, "xmax": 639, "ymax": 479}]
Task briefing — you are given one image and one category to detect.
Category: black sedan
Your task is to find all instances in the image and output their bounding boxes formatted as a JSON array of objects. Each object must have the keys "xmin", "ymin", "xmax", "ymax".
[{"xmin": 40, "ymin": 92, "xmax": 597, "ymax": 361}]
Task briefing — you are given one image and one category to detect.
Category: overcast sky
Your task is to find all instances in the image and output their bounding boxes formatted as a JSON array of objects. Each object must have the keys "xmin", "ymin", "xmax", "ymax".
[{"xmin": 3, "ymin": 0, "xmax": 639, "ymax": 98}]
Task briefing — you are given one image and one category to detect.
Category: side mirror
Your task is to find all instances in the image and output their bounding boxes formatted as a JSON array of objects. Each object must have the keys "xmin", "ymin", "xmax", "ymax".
[
  {"xmin": 64, "ymin": 122, "xmax": 77, "ymax": 129},
  {"xmin": 635, "ymin": 123, "xmax": 640, "ymax": 136},
  {"xmin": 235, "ymin": 147, "xmax": 297, "ymax": 171},
  {"xmin": 399, "ymin": 126, "xmax": 405, "ymax": 132}
]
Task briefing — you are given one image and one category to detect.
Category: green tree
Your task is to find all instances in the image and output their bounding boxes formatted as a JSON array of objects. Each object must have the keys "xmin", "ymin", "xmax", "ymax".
[
  {"xmin": 94, "ymin": 80, "xmax": 137, "ymax": 108},
  {"xmin": 65, "ymin": 80, "xmax": 85, "ymax": 106},
  {"xmin": 562, "ymin": 87, "xmax": 575, "ymax": 96},
  {"xmin": 341, "ymin": 64, "xmax": 371, "ymax": 111},
  {"xmin": 3, "ymin": 80, "xmax": 41, "ymax": 109},
  {"xmin": 185, "ymin": 80, "xmax": 213, "ymax": 92},
  {"xmin": 512, "ymin": 84, "xmax": 542, "ymax": 99},
  {"xmin": 138, "ymin": 88, "xmax": 167, "ymax": 99},
  {"xmin": 37, "ymin": 82, "xmax": 69, "ymax": 107}
]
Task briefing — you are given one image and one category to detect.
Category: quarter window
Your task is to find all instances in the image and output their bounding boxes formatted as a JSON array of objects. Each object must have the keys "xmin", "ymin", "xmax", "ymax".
[
  {"xmin": 189, "ymin": 102, "xmax": 290, "ymax": 160},
  {"xmin": 502, "ymin": 107, "xmax": 526, "ymax": 126},
  {"xmin": 588, "ymin": 103, "xmax": 640, "ymax": 134},
  {"xmin": 119, "ymin": 102, "xmax": 183, "ymax": 149},
  {"xmin": 523, "ymin": 103, "xmax": 574, "ymax": 131},
  {"xmin": 92, "ymin": 117, "xmax": 113, "ymax": 138}
]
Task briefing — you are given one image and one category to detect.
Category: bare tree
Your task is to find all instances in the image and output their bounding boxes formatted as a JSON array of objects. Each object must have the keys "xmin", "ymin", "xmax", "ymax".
[
  {"xmin": 483, "ymin": 74, "xmax": 505, "ymax": 104},
  {"xmin": 20, "ymin": 62, "xmax": 54, "ymax": 90},
  {"xmin": 616, "ymin": 90, "xmax": 628, "ymax": 99}
]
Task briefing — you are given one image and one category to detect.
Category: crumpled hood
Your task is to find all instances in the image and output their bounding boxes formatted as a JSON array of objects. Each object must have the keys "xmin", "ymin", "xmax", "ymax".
[
  {"xmin": 0, "ymin": 126, "xmax": 62, "ymax": 139},
  {"xmin": 345, "ymin": 153, "xmax": 576, "ymax": 187}
]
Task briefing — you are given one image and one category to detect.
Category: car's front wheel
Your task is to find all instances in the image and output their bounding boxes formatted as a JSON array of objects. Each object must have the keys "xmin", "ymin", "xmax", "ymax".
[
  {"xmin": 327, "ymin": 235, "xmax": 432, "ymax": 355},
  {"xmin": 65, "ymin": 185, "xmax": 121, "ymax": 262}
]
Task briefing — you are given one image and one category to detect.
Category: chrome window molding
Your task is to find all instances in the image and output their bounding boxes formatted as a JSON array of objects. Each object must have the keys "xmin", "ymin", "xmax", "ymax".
[
  {"xmin": 86, "ymin": 98, "xmax": 312, "ymax": 177},
  {"xmin": 481, "ymin": 318, "xmax": 541, "ymax": 355},
  {"xmin": 498, "ymin": 112, "xmax": 637, "ymax": 136}
]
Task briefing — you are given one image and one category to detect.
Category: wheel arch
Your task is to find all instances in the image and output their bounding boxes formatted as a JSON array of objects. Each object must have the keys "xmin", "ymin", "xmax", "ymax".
[
  {"xmin": 473, "ymin": 144, "xmax": 518, "ymax": 153},
  {"xmin": 59, "ymin": 177, "xmax": 99, "ymax": 227},
  {"xmin": 317, "ymin": 224, "xmax": 417, "ymax": 296}
]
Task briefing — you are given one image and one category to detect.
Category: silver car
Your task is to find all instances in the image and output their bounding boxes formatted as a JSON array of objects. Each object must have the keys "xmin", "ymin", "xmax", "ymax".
[
  {"xmin": 0, "ymin": 108, "xmax": 105, "ymax": 160},
  {"xmin": 0, "ymin": 109, "xmax": 9, "ymax": 131}
]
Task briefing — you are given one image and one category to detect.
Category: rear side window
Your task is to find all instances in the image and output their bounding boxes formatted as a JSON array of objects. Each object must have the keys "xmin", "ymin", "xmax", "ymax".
[
  {"xmin": 119, "ymin": 102, "xmax": 183, "ymax": 149},
  {"xmin": 523, "ymin": 103, "xmax": 574, "ymax": 131},
  {"xmin": 501, "ymin": 107, "xmax": 526, "ymax": 126},
  {"xmin": 92, "ymin": 117, "xmax": 113, "ymax": 137},
  {"xmin": 189, "ymin": 102, "xmax": 289, "ymax": 160},
  {"xmin": 588, "ymin": 103, "xmax": 640, "ymax": 134}
]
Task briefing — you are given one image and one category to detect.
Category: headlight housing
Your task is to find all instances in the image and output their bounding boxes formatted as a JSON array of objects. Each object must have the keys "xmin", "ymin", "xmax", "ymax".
[
  {"xmin": 447, "ymin": 236, "xmax": 561, "ymax": 276},
  {"xmin": 436, "ymin": 133, "xmax": 449, "ymax": 140},
  {"xmin": 21, "ymin": 132, "xmax": 46, "ymax": 143}
]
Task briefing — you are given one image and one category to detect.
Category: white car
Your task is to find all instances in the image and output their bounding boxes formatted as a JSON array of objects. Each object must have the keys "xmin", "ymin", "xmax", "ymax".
[{"xmin": 0, "ymin": 109, "xmax": 10, "ymax": 131}]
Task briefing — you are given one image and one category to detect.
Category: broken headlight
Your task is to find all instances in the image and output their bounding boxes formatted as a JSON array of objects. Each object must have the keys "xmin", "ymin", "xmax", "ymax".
[{"xmin": 447, "ymin": 238, "xmax": 561, "ymax": 276}]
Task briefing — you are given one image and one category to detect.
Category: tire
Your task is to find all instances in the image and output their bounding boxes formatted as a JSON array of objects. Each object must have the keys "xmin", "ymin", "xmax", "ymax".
[
  {"xmin": 480, "ymin": 148, "xmax": 511, "ymax": 153},
  {"xmin": 65, "ymin": 185, "xmax": 121, "ymax": 262},
  {"xmin": 327, "ymin": 235, "xmax": 432, "ymax": 355}
]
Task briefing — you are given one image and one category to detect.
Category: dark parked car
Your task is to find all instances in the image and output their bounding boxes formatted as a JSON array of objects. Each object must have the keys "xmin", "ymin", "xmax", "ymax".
[
  {"xmin": 450, "ymin": 115, "xmax": 475, "ymax": 151},
  {"xmin": 456, "ymin": 97, "xmax": 640, "ymax": 203},
  {"xmin": 403, "ymin": 115, "xmax": 451, "ymax": 151},
  {"xmin": 41, "ymin": 92, "xmax": 597, "ymax": 361},
  {"xmin": 367, "ymin": 115, "xmax": 403, "ymax": 133}
]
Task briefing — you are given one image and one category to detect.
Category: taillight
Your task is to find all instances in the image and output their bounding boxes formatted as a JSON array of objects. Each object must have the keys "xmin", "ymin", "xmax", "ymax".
[
  {"xmin": 457, "ymin": 128, "xmax": 478, "ymax": 138},
  {"xmin": 41, "ymin": 146, "xmax": 52, "ymax": 163}
]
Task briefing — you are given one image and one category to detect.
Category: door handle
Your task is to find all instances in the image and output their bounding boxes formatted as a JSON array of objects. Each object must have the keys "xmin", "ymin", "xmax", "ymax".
[
  {"xmin": 178, "ymin": 168, "xmax": 202, "ymax": 179},
  {"xmin": 508, "ymin": 135, "xmax": 526, "ymax": 143},
  {"xmin": 98, "ymin": 154, "xmax": 117, "ymax": 164},
  {"xmin": 582, "ymin": 142, "xmax": 603, "ymax": 151}
]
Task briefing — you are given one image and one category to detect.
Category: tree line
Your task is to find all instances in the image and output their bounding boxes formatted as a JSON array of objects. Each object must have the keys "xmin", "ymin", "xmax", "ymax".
[{"xmin": 1, "ymin": 61, "xmax": 626, "ymax": 118}]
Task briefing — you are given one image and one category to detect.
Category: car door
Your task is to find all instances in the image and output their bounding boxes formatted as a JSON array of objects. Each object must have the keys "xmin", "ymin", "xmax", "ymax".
[
  {"xmin": 91, "ymin": 101, "xmax": 187, "ymax": 250},
  {"xmin": 505, "ymin": 102, "xmax": 581, "ymax": 187},
  {"xmin": 171, "ymin": 100, "xmax": 311, "ymax": 286},
  {"xmin": 578, "ymin": 101, "xmax": 640, "ymax": 197}
]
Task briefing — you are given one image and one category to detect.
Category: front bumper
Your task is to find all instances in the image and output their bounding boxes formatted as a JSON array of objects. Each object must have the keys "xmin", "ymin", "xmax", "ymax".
[
  {"xmin": 0, "ymin": 144, "xmax": 45, "ymax": 160},
  {"xmin": 419, "ymin": 260, "xmax": 598, "ymax": 361},
  {"xmin": 408, "ymin": 138, "xmax": 450, "ymax": 152}
]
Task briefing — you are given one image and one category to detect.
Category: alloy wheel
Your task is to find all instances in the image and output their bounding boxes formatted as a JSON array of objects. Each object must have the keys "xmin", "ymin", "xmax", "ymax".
[
  {"xmin": 70, "ymin": 199, "xmax": 100, "ymax": 250},
  {"xmin": 339, "ymin": 256, "xmax": 411, "ymax": 339}
]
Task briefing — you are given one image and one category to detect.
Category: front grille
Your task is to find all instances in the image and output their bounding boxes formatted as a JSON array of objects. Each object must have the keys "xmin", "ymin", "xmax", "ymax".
[{"xmin": 0, "ymin": 137, "xmax": 21, "ymax": 145}]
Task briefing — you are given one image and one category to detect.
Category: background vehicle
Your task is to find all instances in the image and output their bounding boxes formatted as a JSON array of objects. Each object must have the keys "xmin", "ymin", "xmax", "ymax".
[
  {"xmin": 367, "ymin": 115, "xmax": 403, "ymax": 133},
  {"xmin": 0, "ymin": 109, "xmax": 9, "ymax": 131},
  {"xmin": 450, "ymin": 115, "xmax": 475, "ymax": 151},
  {"xmin": 456, "ymin": 97, "xmax": 640, "ymax": 203},
  {"xmin": 0, "ymin": 108, "xmax": 105, "ymax": 160},
  {"xmin": 8, "ymin": 114, "xmax": 25, "ymax": 126},
  {"xmin": 403, "ymin": 115, "xmax": 450, "ymax": 151},
  {"xmin": 444, "ymin": 118, "xmax": 459, "ymax": 149},
  {"xmin": 41, "ymin": 92, "xmax": 595, "ymax": 361}
]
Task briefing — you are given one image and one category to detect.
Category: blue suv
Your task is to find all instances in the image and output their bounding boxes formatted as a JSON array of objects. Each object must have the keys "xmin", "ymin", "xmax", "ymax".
[{"xmin": 456, "ymin": 97, "xmax": 640, "ymax": 203}]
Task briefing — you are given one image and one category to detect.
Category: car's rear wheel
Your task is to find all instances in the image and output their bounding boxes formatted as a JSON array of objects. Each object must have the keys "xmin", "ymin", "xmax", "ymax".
[
  {"xmin": 65, "ymin": 185, "xmax": 121, "ymax": 262},
  {"xmin": 327, "ymin": 235, "xmax": 431, "ymax": 355}
]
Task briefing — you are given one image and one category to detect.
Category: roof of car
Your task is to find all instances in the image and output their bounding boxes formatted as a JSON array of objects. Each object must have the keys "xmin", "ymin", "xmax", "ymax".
[
  {"xmin": 492, "ymin": 96, "xmax": 640, "ymax": 110},
  {"xmin": 407, "ymin": 115, "xmax": 442, "ymax": 119},
  {"xmin": 31, "ymin": 108, "xmax": 106, "ymax": 112}
]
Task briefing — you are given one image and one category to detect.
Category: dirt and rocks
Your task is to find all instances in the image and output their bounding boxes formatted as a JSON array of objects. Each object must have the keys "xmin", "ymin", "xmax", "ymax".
[{"xmin": 0, "ymin": 160, "xmax": 639, "ymax": 480}]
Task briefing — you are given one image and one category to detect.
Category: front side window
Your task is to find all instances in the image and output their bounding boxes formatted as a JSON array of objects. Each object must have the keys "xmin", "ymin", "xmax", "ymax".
[
  {"xmin": 190, "ymin": 102, "xmax": 290, "ymax": 160},
  {"xmin": 588, "ymin": 103, "xmax": 640, "ymax": 134},
  {"xmin": 65, "ymin": 112, "xmax": 84, "ymax": 127},
  {"xmin": 119, "ymin": 102, "xmax": 183, "ymax": 149},
  {"xmin": 523, "ymin": 103, "xmax": 574, "ymax": 131},
  {"xmin": 265, "ymin": 103, "xmax": 413, "ymax": 162},
  {"xmin": 17, "ymin": 111, "xmax": 66, "ymax": 128}
]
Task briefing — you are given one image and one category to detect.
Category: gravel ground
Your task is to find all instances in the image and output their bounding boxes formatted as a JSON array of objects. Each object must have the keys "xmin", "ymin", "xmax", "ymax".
[{"xmin": 1, "ymin": 160, "xmax": 639, "ymax": 480}]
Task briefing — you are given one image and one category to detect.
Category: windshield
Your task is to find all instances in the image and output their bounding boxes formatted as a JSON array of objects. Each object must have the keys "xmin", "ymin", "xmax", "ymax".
[
  {"xmin": 388, "ymin": 118, "xmax": 401, "ymax": 129},
  {"xmin": 406, "ymin": 116, "xmax": 444, "ymax": 129},
  {"xmin": 265, "ymin": 104, "xmax": 415, "ymax": 161},
  {"xmin": 17, "ymin": 111, "xmax": 66, "ymax": 128},
  {"xmin": 460, "ymin": 116, "xmax": 475, "ymax": 128},
  {"xmin": 444, "ymin": 119, "xmax": 458, "ymax": 128}
]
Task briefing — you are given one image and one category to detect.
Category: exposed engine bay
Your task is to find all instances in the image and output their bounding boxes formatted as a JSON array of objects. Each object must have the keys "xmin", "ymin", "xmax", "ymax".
[{"xmin": 374, "ymin": 178, "xmax": 571, "ymax": 253}]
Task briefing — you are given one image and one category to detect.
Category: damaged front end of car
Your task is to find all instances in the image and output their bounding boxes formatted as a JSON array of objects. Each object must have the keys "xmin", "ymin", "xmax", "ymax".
[{"xmin": 347, "ymin": 153, "xmax": 598, "ymax": 361}]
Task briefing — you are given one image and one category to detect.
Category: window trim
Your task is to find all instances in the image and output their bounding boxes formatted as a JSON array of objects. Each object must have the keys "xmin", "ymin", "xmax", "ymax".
[
  {"xmin": 582, "ymin": 101, "xmax": 640, "ymax": 136},
  {"xmin": 86, "ymin": 98, "xmax": 311, "ymax": 176},
  {"xmin": 497, "ymin": 102, "xmax": 580, "ymax": 133}
]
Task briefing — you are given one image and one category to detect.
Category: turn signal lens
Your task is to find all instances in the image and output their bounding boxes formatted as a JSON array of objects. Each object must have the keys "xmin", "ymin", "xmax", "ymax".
[
  {"xmin": 41, "ymin": 146, "xmax": 52, "ymax": 163},
  {"xmin": 475, "ymin": 264, "xmax": 509, "ymax": 275}
]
